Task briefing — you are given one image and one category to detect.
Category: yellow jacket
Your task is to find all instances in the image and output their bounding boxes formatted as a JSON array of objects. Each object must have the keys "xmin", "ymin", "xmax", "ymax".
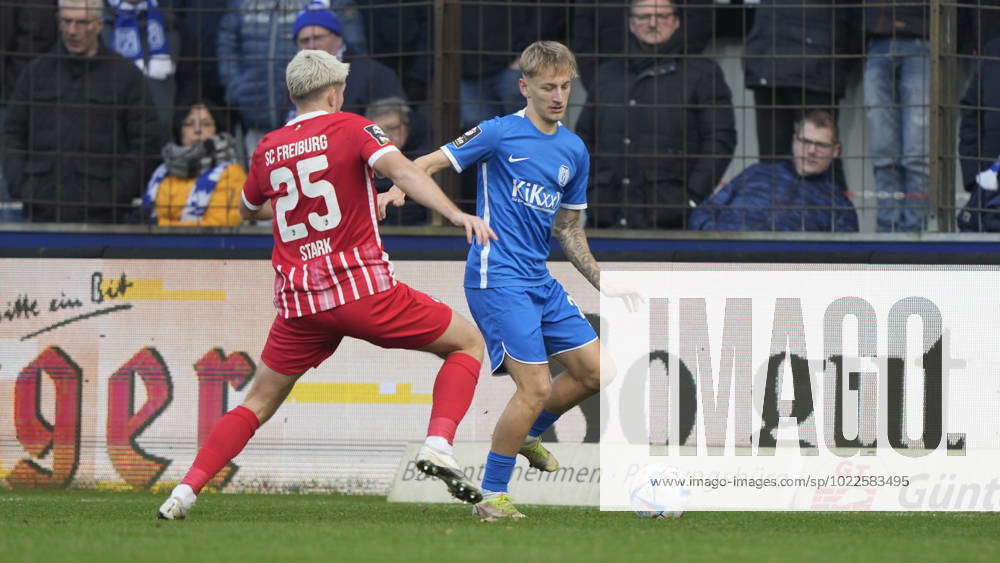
[{"xmin": 152, "ymin": 163, "xmax": 247, "ymax": 226}]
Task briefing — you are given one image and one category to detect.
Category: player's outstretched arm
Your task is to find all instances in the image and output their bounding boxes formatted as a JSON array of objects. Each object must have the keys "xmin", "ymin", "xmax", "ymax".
[
  {"xmin": 552, "ymin": 208, "xmax": 644, "ymax": 311},
  {"xmin": 377, "ymin": 151, "xmax": 454, "ymax": 219},
  {"xmin": 374, "ymin": 150, "xmax": 497, "ymax": 245}
]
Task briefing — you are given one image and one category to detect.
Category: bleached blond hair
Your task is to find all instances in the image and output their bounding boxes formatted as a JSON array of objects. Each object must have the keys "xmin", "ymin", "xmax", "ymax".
[
  {"xmin": 518, "ymin": 41, "xmax": 577, "ymax": 79},
  {"xmin": 59, "ymin": 0, "xmax": 103, "ymax": 13},
  {"xmin": 286, "ymin": 49, "xmax": 350, "ymax": 102}
]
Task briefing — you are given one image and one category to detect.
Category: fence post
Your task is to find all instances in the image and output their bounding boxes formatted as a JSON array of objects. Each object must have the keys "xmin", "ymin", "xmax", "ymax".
[
  {"xmin": 431, "ymin": 0, "xmax": 462, "ymax": 225},
  {"xmin": 929, "ymin": 0, "xmax": 959, "ymax": 232}
]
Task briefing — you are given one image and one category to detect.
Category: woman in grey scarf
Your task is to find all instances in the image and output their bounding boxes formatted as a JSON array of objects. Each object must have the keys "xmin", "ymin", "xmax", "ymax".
[{"xmin": 143, "ymin": 102, "xmax": 246, "ymax": 226}]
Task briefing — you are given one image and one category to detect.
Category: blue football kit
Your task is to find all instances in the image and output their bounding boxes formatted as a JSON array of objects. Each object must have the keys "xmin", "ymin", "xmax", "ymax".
[{"xmin": 441, "ymin": 110, "xmax": 598, "ymax": 372}]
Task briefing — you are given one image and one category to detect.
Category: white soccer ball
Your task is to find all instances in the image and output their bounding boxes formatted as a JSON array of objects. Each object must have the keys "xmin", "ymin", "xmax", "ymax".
[{"xmin": 628, "ymin": 464, "xmax": 690, "ymax": 520}]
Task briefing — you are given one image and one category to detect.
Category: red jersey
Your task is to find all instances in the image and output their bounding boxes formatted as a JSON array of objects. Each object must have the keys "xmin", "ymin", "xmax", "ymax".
[{"xmin": 242, "ymin": 111, "xmax": 399, "ymax": 319}]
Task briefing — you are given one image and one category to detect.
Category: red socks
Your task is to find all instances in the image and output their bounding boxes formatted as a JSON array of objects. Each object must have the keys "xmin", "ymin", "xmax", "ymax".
[
  {"xmin": 426, "ymin": 352, "xmax": 481, "ymax": 444},
  {"xmin": 181, "ymin": 405, "xmax": 260, "ymax": 494}
]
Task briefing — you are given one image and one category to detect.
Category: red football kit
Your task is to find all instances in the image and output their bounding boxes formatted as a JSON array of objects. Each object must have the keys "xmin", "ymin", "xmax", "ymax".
[
  {"xmin": 173, "ymin": 111, "xmax": 482, "ymax": 499},
  {"xmin": 242, "ymin": 110, "xmax": 451, "ymax": 374}
]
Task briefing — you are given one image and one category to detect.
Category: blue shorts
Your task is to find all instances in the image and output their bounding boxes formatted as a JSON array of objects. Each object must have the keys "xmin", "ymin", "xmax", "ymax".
[{"xmin": 465, "ymin": 279, "xmax": 598, "ymax": 373}]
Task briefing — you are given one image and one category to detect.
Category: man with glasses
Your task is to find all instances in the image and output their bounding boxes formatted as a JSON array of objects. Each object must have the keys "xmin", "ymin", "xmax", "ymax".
[
  {"xmin": 366, "ymin": 96, "xmax": 429, "ymax": 225},
  {"xmin": 689, "ymin": 110, "xmax": 858, "ymax": 232},
  {"xmin": 576, "ymin": 0, "xmax": 736, "ymax": 230},
  {"xmin": 3, "ymin": 0, "xmax": 160, "ymax": 223}
]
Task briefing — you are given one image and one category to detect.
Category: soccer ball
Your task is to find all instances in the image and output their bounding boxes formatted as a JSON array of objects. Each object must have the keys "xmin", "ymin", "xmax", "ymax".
[{"xmin": 628, "ymin": 464, "xmax": 689, "ymax": 520}]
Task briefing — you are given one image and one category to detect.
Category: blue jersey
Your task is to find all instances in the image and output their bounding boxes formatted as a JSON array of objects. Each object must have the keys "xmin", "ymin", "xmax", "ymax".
[{"xmin": 442, "ymin": 110, "xmax": 590, "ymax": 288}]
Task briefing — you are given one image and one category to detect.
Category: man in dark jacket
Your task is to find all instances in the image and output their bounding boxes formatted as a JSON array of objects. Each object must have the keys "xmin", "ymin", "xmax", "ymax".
[
  {"xmin": 743, "ymin": 0, "xmax": 859, "ymax": 179},
  {"xmin": 863, "ymin": 0, "xmax": 930, "ymax": 232},
  {"xmin": 572, "ymin": 0, "xmax": 714, "ymax": 95},
  {"xmin": 576, "ymin": 0, "xmax": 736, "ymax": 229},
  {"xmin": 690, "ymin": 110, "xmax": 858, "ymax": 232},
  {"xmin": 3, "ymin": 0, "xmax": 161, "ymax": 223},
  {"xmin": 292, "ymin": 5, "xmax": 406, "ymax": 116}
]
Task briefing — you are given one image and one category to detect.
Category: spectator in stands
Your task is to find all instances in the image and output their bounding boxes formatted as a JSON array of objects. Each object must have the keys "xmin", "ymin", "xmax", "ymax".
[
  {"xmin": 143, "ymin": 101, "xmax": 246, "ymax": 226},
  {"xmin": 576, "ymin": 0, "xmax": 736, "ymax": 229},
  {"xmin": 0, "ymin": 0, "xmax": 57, "ymax": 222},
  {"xmin": 103, "ymin": 0, "xmax": 181, "ymax": 134},
  {"xmin": 366, "ymin": 97, "xmax": 428, "ymax": 225},
  {"xmin": 356, "ymin": 0, "xmax": 430, "ymax": 101},
  {"xmin": 459, "ymin": 1, "xmax": 567, "ymax": 129},
  {"xmin": 3, "ymin": 0, "xmax": 160, "ymax": 223},
  {"xmin": 864, "ymin": 0, "xmax": 930, "ymax": 232},
  {"xmin": 690, "ymin": 110, "xmax": 858, "ymax": 232},
  {"xmin": 743, "ymin": 0, "xmax": 858, "ymax": 188},
  {"xmin": 959, "ymin": 38, "xmax": 1000, "ymax": 195},
  {"xmin": 292, "ymin": 2, "xmax": 405, "ymax": 117},
  {"xmin": 572, "ymin": 0, "xmax": 713, "ymax": 94},
  {"xmin": 217, "ymin": 0, "xmax": 367, "ymax": 157},
  {"xmin": 957, "ymin": 37, "xmax": 1000, "ymax": 232}
]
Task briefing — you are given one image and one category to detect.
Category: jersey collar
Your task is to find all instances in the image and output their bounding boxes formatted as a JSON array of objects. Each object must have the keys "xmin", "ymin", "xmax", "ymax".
[
  {"xmin": 286, "ymin": 110, "xmax": 328, "ymax": 127},
  {"xmin": 515, "ymin": 107, "xmax": 563, "ymax": 128}
]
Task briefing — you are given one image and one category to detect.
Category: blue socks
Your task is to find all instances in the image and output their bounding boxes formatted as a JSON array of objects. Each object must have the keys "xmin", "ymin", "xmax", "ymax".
[
  {"xmin": 481, "ymin": 451, "xmax": 516, "ymax": 493},
  {"xmin": 481, "ymin": 411, "xmax": 562, "ymax": 494},
  {"xmin": 527, "ymin": 410, "xmax": 561, "ymax": 439}
]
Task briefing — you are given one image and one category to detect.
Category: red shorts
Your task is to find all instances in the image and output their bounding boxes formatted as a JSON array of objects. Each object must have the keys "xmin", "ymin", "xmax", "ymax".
[{"xmin": 261, "ymin": 282, "xmax": 452, "ymax": 375}]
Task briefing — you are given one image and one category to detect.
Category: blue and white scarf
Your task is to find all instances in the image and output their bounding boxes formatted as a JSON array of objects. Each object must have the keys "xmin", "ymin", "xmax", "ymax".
[
  {"xmin": 145, "ymin": 162, "xmax": 232, "ymax": 223},
  {"xmin": 144, "ymin": 132, "xmax": 240, "ymax": 222},
  {"xmin": 107, "ymin": 0, "xmax": 174, "ymax": 80}
]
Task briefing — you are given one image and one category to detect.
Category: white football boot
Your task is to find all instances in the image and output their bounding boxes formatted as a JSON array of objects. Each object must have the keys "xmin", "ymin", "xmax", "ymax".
[
  {"xmin": 415, "ymin": 444, "xmax": 483, "ymax": 504},
  {"xmin": 157, "ymin": 483, "xmax": 197, "ymax": 520}
]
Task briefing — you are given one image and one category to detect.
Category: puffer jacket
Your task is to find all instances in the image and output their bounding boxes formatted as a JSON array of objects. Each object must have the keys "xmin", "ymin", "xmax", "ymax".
[
  {"xmin": 217, "ymin": 0, "xmax": 367, "ymax": 130},
  {"xmin": 744, "ymin": 0, "xmax": 860, "ymax": 97},
  {"xmin": 689, "ymin": 160, "xmax": 858, "ymax": 232}
]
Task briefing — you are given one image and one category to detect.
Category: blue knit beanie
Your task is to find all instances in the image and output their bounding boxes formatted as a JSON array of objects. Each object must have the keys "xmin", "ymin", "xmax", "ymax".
[{"xmin": 293, "ymin": 1, "xmax": 343, "ymax": 41}]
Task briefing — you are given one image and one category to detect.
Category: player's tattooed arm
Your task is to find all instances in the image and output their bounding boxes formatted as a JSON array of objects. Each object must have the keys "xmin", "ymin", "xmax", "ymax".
[{"xmin": 552, "ymin": 208, "xmax": 601, "ymax": 290}]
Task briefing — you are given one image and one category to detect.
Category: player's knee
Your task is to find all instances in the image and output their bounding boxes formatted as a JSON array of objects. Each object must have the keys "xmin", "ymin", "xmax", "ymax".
[
  {"xmin": 466, "ymin": 332, "xmax": 485, "ymax": 363},
  {"xmin": 520, "ymin": 378, "xmax": 552, "ymax": 408}
]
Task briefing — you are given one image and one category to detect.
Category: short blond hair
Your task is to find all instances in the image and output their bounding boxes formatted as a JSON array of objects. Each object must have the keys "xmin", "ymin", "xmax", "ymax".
[
  {"xmin": 59, "ymin": 0, "xmax": 103, "ymax": 11},
  {"xmin": 518, "ymin": 41, "xmax": 577, "ymax": 79},
  {"xmin": 286, "ymin": 49, "xmax": 350, "ymax": 102}
]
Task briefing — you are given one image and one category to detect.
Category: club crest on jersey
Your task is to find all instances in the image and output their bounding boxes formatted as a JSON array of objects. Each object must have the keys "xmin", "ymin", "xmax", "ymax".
[
  {"xmin": 511, "ymin": 178, "xmax": 562, "ymax": 214},
  {"xmin": 451, "ymin": 126, "xmax": 482, "ymax": 148},
  {"xmin": 364, "ymin": 124, "xmax": 391, "ymax": 146},
  {"xmin": 558, "ymin": 165, "xmax": 570, "ymax": 187}
]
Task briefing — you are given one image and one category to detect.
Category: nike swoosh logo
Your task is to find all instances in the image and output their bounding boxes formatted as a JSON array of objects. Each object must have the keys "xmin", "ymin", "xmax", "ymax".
[{"xmin": 508, "ymin": 155, "xmax": 530, "ymax": 163}]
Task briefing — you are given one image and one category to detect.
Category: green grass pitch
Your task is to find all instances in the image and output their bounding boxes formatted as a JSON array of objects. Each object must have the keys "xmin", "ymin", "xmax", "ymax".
[{"xmin": 1, "ymin": 490, "xmax": 998, "ymax": 562}]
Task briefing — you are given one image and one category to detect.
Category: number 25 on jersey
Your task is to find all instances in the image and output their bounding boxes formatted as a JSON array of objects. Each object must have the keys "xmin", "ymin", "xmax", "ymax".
[{"xmin": 271, "ymin": 154, "xmax": 342, "ymax": 243}]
